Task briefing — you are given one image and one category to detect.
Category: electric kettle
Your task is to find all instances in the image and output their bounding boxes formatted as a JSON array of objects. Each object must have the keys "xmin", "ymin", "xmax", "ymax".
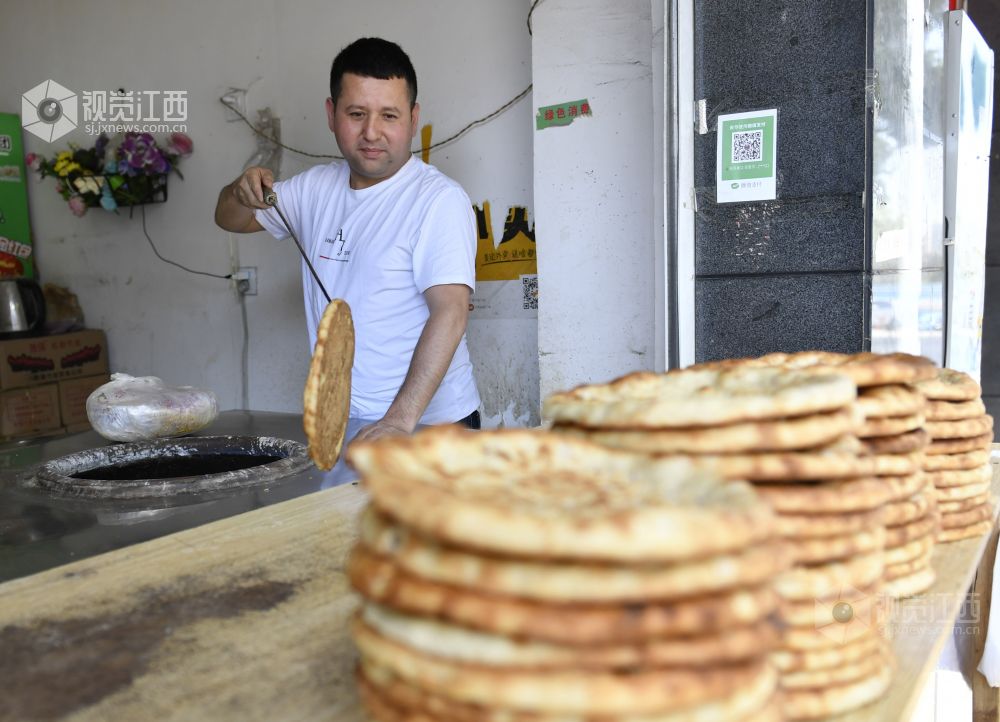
[{"xmin": 0, "ymin": 278, "xmax": 46, "ymax": 338}]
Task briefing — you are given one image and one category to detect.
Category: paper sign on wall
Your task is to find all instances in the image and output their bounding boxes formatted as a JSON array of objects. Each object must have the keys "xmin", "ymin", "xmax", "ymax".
[
  {"xmin": 470, "ymin": 201, "xmax": 537, "ymax": 319},
  {"xmin": 716, "ymin": 109, "xmax": 778, "ymax": 203},
  {"xmin": 536, "ymin": 99, "xmax": 592, "ymax": 130},
  {"xmin": 475, "ymin": 202, "xmax": 536, "ymax": 282}
]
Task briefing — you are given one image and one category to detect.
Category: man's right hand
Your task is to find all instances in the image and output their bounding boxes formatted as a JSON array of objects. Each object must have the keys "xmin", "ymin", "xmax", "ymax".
[
  {"xmin": 231, "ymin": 167, "xmax": 275, "ymax": 209},
  {"xmin": 214, "ymin": 166, "xmax": 273, "ymax": 233}
]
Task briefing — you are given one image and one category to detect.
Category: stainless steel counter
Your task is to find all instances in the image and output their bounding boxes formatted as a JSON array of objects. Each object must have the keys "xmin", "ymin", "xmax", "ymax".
[{"xmin": 0, "ymin": 410, "xmax": 357, "ymax": 583}]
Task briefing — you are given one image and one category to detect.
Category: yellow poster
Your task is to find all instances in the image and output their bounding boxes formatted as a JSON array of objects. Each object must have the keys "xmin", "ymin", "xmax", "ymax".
[{"xmin": 475, "ymin": 201, "xmax": 536, "ymax": 282}]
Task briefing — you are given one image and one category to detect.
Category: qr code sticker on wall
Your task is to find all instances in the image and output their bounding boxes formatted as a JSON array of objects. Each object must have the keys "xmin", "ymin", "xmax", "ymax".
[
  {"xmin": 731, "ymin": 130, "xmax": 762, "ymax": 163},
  {"xmin": 522, "ymin": 275, "xmax": 538, "ymax": 310}
]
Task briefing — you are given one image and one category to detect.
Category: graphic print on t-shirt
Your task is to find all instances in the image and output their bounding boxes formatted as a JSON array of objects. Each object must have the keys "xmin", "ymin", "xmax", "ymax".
[{"xmin": 321, "ymin": 228, "xmax": 351, "ymax": 263}]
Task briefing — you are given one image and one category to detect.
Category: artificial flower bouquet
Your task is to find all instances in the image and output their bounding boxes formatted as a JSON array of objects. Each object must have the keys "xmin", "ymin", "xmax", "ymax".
[{"xmin": 27, "ymin": 131, "xmax": 193, "ymax": 217}]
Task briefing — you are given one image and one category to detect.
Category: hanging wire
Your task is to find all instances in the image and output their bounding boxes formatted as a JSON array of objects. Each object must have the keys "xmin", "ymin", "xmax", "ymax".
[
  {"xmin": 527, "ymin": 0, "xmax": 546, "ymax": 35},
  {"xmin": 238, "ymin": 287, "xmax": 250, "ymax": 409},
  {"xmin": 221, "ymin": 103, "xmax": 342, "ymax": 159},
  {"xmin": 140, "ymin": 204, "xmax": 232, "ymax": 280},
  {"xmin": 219, "ymin": 83, "xmax": 532, "ymax": 160},
  {"xmin": 221, "ymin": 0, "xmax": 540, "ymax": 158},
  {"xmin": 422, "ymin": 85, "xmax": 532, "ymax": 152}
]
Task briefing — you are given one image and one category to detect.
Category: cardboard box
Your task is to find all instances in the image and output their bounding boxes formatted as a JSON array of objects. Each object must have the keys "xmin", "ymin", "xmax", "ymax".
[
  {"xmin": 59, "ymin": 373, "xmax": 109, "ymax": 427},
  {"xmin": 63, "ymin": 422, "xmax": 96, "ymax": 436},
  {"xmin": 0, "ymin": 383, "xmax": 60, "ymax": 438},
  {"xmin": 0, "ymin": 329, "xmax": 108, "ymax": 390},
  {"xmin": 0, "ymin": 426, "xmax": 68, "ymax": 445}
]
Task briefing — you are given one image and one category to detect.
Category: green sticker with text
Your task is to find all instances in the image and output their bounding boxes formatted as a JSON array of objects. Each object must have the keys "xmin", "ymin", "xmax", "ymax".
[{"xmin": 536, "ymin": 99, "xmax": 592, "ymax": 130}]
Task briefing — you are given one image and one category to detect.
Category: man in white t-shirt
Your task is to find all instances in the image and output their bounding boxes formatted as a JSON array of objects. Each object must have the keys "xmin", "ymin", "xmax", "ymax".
[{"xmin": 215, "ymin": 37, "xmax": 481, "ymax": 444}]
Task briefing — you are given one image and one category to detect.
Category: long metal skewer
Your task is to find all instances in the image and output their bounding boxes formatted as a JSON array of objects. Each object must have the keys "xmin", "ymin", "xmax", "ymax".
[{"xmin": 264, "ymin": 189, "xmax": 332, "ymax": 304}]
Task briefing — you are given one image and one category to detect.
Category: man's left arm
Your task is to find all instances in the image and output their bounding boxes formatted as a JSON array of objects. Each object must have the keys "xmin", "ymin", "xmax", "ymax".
[{"xmin": 352, "ymin": 283, "xmax": 470, "ymax": 443}]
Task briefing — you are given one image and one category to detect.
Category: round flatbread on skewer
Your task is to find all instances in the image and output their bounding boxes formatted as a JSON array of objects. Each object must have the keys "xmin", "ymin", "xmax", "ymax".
[{"xmin": 302, "ymin": 299, "xmax": 354, "ymax": 470}]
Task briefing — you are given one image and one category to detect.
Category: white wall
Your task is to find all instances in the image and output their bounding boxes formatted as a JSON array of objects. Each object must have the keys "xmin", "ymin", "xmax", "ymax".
[
  {"xmin": 0, "ymin": 0, "xmax": 536, "ymax": 421},
  {"xmin": 532, "ymin": 0, "xmax": 664, "ymax": 403}
]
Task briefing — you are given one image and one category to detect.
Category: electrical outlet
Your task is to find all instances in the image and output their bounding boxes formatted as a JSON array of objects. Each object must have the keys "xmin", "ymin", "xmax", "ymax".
[{"xmin": 234, "ymin": 266, "xmax": 257, "ymax": 295}]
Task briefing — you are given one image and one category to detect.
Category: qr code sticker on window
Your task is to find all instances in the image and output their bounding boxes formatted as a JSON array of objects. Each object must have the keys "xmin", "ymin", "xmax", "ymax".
[
  {"xmin": 731, "ymin": 130, "xmax": 762, "ymax": 163},
  {"xmin": 522, "ymin": 275, "xmax": 538, "ymax": 310}
]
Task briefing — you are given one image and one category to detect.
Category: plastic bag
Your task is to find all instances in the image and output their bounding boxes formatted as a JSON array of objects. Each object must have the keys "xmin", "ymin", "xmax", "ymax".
[{"xmin": 86, "ymin": 373, "xmax": 219, "ymax": 442}]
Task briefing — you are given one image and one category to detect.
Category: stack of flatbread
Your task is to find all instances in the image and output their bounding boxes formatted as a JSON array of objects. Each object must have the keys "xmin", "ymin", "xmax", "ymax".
[
  {"xmin": 346, "ymin": 428, "xmax": 785, "ymax": 722},
  {"xmin": 914, "ymin": 368, "xmax": 996, "ymax": 543},
  {"xmin": 844, "ymin": 356, "xmax": 938, "ymax": 599},
  {"xmin": 755, "ymin": 353, "xmax": 939, "ymax": 599},
  {"xmin": 544, "ymin": 363, "xmax": 898, "ymax": 720},
  {"xmin": 700, "ymin": 352, "xmax": 940, "ymax": 599}
]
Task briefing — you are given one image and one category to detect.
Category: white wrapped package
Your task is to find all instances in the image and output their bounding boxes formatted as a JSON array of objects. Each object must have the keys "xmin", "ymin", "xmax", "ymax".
[{"xmin": 86, "ymin": 373, "xmax": 219, "ymax": 442}]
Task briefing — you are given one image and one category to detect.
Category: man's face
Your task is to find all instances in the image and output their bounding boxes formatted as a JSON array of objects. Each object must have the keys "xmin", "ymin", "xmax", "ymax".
[{"xmin": 327, "ymin": 72, "xmax": 419, "ymax": 190}]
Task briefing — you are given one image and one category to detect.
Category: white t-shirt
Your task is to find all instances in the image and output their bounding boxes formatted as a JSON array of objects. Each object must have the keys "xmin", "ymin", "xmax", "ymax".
[{"xmin": 255, "ymin": 156, "xmax": 480, "ymax": 424}]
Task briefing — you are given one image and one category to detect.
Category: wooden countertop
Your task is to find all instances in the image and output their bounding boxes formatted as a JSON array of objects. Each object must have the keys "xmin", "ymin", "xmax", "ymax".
[
  {"xmin": 1, "ymin": 470, "xmax": 998, "ymax": 722},
  {"xmin": 0, "ymin": 480, "xmax": 371, "ymax": 722}
]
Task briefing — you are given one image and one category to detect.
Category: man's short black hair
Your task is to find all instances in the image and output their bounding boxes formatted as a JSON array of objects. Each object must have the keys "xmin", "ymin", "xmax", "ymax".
[{"xmin": 329, "ymin": 37, "xmax": 418, "ymax": 108}]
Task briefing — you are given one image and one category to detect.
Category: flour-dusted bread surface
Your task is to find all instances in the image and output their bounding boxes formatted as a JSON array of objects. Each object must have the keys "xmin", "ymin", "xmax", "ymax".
[
  {"xmin": 553, "ymin": 406, "xmax": 860, "ymax": 453},
  {"xmin": 542, "ymin": 367, "xmax": 856, "ymax": 429},
  {"xmin": 700, "ymin": 351, "xmax": 936, "ymax": 386},
  {"xmin": 915, "ymin": 367, "xmax": 983, "ymax": 401},
  {"xmin": 348, "ymin": 427, "xmax": 775, "ymax": 563}
]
